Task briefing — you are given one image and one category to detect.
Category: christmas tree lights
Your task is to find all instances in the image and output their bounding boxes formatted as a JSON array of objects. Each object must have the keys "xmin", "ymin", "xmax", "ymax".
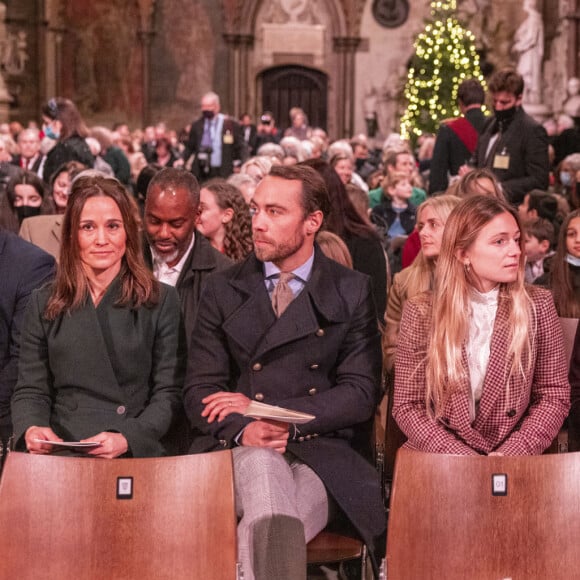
[{"xmin": 401, "ymin": 0, "xmax": 485, "ymax": 141}]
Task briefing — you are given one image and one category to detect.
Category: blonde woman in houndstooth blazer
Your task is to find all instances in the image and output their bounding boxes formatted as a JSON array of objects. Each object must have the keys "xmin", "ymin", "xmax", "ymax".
[{"xmin": 393, "ymin": 196, "xmax": 570, "ymax": 455}]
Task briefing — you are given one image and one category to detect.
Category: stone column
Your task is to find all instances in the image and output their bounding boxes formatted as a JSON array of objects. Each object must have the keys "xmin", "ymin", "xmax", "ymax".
[
  {"xmin": 138, "ymin": 29, "xmax": 154, "ymax": 127},
  {"xmin": 239, "ymin": 34, "xmax": 254, "ymax": 117},
  {"xmin": 224, "ymin": 34, "xmax": 241, "ymax": 117},
  {"xmin": 333, "ymin": 36, "xmax": 361, "ymax": 138},
  {"xmin": 223, "ymin": 34, "xmax": 254, "ymax": 118},
  {"xmin": 565, "ymin": 0, "xmax": 580, "ymax": 78},
  {"xmin": 0, "ymin": 2, "xmax": 11, "ymax": 120},
  {"xmin": 137, "ymin": 0, "xmax": 156, "ymax": 127}
]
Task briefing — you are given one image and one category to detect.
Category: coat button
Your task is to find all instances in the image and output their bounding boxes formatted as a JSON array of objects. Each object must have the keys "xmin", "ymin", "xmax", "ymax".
[
  {"xmin": 315, "ymin": 328, "xmax": 325, "ymax": 337},
  {"xmin": 309, "ymin": 363, "xmax": 319, "ymax": 370},
  {"xmin": 305, "ymin": 435, "xmax": 312, "ymax": 441},
  {"xmin": 507, "ymin": 409, "xmax": 516, "ymax": 418},
  {"xmin": 116, "ymin": 405, "xmax": 126, "ymax": 415},
  {"xmin": 219, "ymin": 439, "xmax": 227, "ymax": 447},
  {"xmin": 252, "ymin": 362, "xmax": 262, "ymax": 371},
  {"xmin": 298, "ymin": 436, "xmax": 305, "ymax": 442},
  {"xmin": 308, "ymin": 387, "xmax": 317, "ymax": 396},
  {"xmin": 312, "ymin": 433, "xmax": 318, "ymax": 438},
  {"xmin": 255, "ymin": 393, "xmax": 264, "ymax": 401}
]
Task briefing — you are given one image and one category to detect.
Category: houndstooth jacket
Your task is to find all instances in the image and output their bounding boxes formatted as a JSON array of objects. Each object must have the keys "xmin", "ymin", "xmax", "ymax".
[{"xmin": 392, "ymin": 286, "xmax": 570, "ymax": 455}]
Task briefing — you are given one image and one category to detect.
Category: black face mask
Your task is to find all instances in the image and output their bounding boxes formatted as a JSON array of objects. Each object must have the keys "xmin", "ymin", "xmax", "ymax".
[
  {"xmin": 494, "ymin": 106, "xmax": 517, "ymax": 129},
  {"xmin": 16, "ymin": 205, "xmax": 41, "ymax": 224},
  {"xmin": 202, "ymin": 110, "xmax": 215, "ymax": 120}
]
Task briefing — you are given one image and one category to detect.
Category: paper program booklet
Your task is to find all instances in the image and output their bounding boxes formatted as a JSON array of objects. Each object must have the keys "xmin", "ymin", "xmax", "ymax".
[
  {"xmin": 33, "ymin": 439, "xmax": 101, "ymax": 449},
  {"xmin": 244, "ymin": 401, "xmax": 315, "ymax": 424}
]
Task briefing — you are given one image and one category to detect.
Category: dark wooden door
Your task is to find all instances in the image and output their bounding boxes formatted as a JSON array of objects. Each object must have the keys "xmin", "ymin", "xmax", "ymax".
[{"xmin": 260, "ymin": 65, "xmax": 327, "ymax": 132}]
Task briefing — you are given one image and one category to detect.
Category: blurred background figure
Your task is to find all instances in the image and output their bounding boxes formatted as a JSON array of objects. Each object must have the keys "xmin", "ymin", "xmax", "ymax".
[
  {"xmin": 197, "ymin": 179, "xmax": 253, "ymax": 262},
  {"xmin": 0, "ymin": 171, "xmax": 52, "ymax": 233},
  {"xmin": 40, "ymin": 97, "xmax": 94, "ymax": 183}
]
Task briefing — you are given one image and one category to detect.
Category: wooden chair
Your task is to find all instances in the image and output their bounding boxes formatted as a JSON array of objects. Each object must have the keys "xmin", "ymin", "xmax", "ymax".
[
  {"xmin": 563, "ymin": 317, "xmax": 580, "ymax": 452},
  {"xmin": 0, "ymin": 451, "xmax": 237, "ymax": 580},
  {"xmin": 560, "ymin": 316, "xmax": 578, "ymax": 367},
  {"xmin": 307, "ymin": 531, "xmax": 367, "ymax": 577},
  {"xmin": 306, "ymin": 418, "xmax": 385, "ymax": 579},
  {"xmin": 385, "ymin": 447, "xmax": 580, "ymax": 580}
]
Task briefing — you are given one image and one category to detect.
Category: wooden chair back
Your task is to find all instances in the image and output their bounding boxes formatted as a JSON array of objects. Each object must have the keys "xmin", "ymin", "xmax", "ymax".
[
  {"xmin": 386, "ymin": 447, "xmax": 580, "ymax": 580},
  {"xmin": 560, "ymin": 317, "xmax": 578, "ymax": 368},
  {"xmin": 0, "ymin": 451, "xmax": 237, "ymax": 580}
]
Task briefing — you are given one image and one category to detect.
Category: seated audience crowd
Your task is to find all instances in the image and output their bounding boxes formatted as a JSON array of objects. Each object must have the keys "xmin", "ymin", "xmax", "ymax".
[{"xmin": 1, "ymin": 73, "xmax": 579, "ymax": 580}]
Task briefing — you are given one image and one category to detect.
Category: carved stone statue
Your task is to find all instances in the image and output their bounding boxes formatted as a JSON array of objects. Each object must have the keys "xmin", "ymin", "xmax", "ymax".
[
  {"xmin": 513, "ymin": 0, "xmax": 544, "ymax": 104},
  {"xmin": 563, "ymin": 77, "xmax": 580, "ymax": 118},
  {"xmin": 0, "ymin": 2, "xmax": 12, "ymax": 122}
]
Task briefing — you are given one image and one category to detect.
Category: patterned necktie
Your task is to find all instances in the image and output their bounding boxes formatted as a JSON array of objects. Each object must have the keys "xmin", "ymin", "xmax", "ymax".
[{"xmin": 271, "ymin": 272, "xmax": 294, "ymax": 317}]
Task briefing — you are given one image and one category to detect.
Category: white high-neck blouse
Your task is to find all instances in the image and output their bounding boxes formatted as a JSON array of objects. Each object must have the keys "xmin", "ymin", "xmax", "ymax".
[{"xmin": 466, "ymin": 286, "xmax": 499, "ymax": 422}]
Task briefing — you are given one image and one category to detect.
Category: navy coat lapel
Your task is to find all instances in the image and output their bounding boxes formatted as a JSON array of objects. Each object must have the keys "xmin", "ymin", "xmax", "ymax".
[
  {"xmin": 223, "ymin": 249, "xmax": 349, "ymax": 358},
  {"xmin": 223, "ymin": 256, "xmax": 277, "ymax": 355}
]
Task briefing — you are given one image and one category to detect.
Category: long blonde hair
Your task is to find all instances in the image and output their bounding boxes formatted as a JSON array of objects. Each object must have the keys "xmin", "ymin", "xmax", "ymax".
[
  {"xmin": 426, "ymin": 196, "xmax": 534, "ymax": 418},
  {"xmin": 402, "ymin": 195, "xmax": 462, "ymax": 298}
]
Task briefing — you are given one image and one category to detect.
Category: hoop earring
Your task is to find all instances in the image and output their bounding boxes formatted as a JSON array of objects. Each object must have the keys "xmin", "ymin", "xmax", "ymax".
[{"xmin": 464, "ymin": 261, "xmax": 471, "ymax": 273}]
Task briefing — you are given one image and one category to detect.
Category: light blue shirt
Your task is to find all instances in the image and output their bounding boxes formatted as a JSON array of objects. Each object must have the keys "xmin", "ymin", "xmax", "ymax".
[
  {"xmin": 210, "ymin": 113, "xmax": 224, "ymax": 168},
  {"xmin": 263, "ymin": 249, "xmax": 315, "ymax": 298}
]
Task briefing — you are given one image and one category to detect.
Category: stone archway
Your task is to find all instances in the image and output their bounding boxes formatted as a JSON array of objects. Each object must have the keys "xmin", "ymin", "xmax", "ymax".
[
  {"xmin": 260, "ymin": 64, "xmax": 328, "ymax": 131},
  {"xmin": 225, "ymin": 0, "xmax": 360, "ymax": 139}
]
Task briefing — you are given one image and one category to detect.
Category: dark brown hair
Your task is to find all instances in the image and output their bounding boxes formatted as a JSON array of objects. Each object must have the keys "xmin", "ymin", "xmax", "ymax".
[
  {"xmin": 551, "ymin": 208, "xmax": 580, "ymax": 317},
  {"xmin": 42, "ymin": 97, "xmax": 89, "ymax": 140},
  {"xmin": 269, "ymin": 163, "xmax": 331, "ymax": 218},
  {"xmin": 298, "ymin": 158, "xmax": 377, "ymax": 239},
  {"xmin": 45, "ymin": 175, "xmax": 159, "ymax": 319},
  {"xmin": 49, "ymin": 160, "xmax": 88, "ymax": 190},
  {"xmin": 488, "ymin": 68, "xmax": 524, "ymax": 98},
  {"xmin": 457, "ymin": 78, "xmax": 485, "ymax": 106},
  {"xmin": 202, "ymin": 179, "xmax": 253, "ymax": 261}
]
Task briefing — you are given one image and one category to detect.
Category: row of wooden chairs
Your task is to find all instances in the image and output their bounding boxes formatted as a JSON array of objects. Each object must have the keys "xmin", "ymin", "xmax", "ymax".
[
  {"xmin": 2, "ymin": 318, "xmax": 574, "ymax": 579},
  {"xmin": 0, "ymin": 449, "xmax": 368, "ymax": 579}
]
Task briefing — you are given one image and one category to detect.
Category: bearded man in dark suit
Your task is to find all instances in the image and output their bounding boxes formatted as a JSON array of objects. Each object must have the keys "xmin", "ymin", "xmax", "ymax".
[{"xmin": 184, "ymin": 164, "xmax": 386, "ymax": 580}]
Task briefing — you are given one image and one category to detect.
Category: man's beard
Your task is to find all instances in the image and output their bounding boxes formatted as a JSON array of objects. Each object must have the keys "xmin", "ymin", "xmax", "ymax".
[
  {"xmin": 253, "ymin": 231, "xmax": 305, "ymax": 265},
  {"xmin": 150, "ymin": 244, "xmax": 179, "ymax": 266}
]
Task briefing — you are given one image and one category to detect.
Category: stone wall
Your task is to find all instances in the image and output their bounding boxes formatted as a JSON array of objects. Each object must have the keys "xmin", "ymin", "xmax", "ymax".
[{"xmin": 1, "ymin": 0, "xmax": 575, "ymax": 134}]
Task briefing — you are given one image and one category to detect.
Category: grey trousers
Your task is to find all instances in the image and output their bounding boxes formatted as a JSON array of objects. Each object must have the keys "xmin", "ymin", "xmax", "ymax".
[{"xmin": 233, "ymin": 447, "xmax": 330, "ymax": 580}]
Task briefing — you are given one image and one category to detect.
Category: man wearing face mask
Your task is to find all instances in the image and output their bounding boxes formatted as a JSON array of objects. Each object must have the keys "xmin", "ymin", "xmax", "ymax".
[
  {"xmin": 184, "ymin": 92, "xmax": 244, "ymax": 182},
  {"xmin": 473, "ymin": 68, "xmax": 549, "ymax": 205}
]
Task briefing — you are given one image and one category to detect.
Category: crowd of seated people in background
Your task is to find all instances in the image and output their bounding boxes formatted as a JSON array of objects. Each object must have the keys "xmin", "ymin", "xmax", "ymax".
[{"xmin": 2, "ymin": 76, "xmax": 580, "ymax": 579}]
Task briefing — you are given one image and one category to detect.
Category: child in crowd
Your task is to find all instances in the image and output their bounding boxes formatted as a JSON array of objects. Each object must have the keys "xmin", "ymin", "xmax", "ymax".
[
  {"xmin": 371, "ymin": 171, "xmax": 416, "ymax": 274},
  {"xmin": 550, "ymin": 208, "xmax": 580, "ymax": 317},
  {"xmin": 524, "ymin": 218, "xmax": 555, "ymax": 284}
]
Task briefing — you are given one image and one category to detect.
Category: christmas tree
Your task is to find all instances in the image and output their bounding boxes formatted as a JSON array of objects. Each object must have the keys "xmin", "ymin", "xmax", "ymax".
[{"xmin": 401, "ymin": 0, "xmax": 485, "ymax": 141}]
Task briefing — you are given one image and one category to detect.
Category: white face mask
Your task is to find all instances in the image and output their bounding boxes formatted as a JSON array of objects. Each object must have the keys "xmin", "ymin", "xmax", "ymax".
[
  {"xmin": 560, "ymin": 171, "xmax": 573, "ymax": 187},
  {"xmin": 566, "ymin": 253, "xmax": 580, "ymax": 267}
]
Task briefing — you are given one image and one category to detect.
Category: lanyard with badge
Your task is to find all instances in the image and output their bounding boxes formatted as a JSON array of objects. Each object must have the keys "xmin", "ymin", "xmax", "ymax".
[{"xmin": 493, "ymin": 146, "xmax": 510, "ymax": 170}]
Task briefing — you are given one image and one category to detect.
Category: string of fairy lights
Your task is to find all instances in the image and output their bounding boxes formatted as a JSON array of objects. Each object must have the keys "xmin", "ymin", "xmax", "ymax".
[{"xmin": 400, "ymin": 0, "xmax": 486, "ymax": 141}]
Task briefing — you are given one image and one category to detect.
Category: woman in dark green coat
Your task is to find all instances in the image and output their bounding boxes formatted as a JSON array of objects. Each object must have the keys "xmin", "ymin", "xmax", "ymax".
[{"xmin": 12, "ymin": 174, "xmax": 185, "ymax": 458}]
